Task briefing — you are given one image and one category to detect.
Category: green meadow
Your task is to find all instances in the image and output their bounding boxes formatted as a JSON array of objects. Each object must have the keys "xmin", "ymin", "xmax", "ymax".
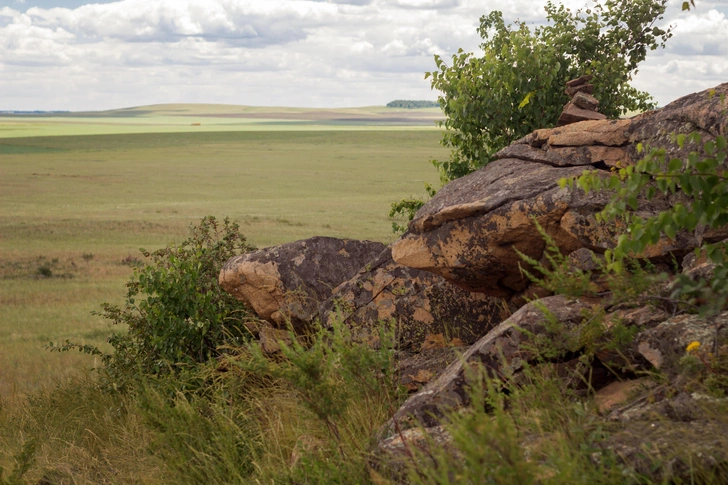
[{"xmin": 0, "ymin": 107, "xmax": 445, "ymax": 400}]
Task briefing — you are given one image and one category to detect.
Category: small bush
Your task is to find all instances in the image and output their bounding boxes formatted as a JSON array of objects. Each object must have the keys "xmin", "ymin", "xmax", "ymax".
[{"xmin": 98, "ymin": 216, "xmax": 255, "ymax": 386}]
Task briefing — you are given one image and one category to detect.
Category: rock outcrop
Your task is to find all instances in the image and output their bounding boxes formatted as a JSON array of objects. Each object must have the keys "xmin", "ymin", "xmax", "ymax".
[
  {"xmin": 392, "ymin": 83, "xmax": 728, "ymax": 298},
  {"xmin": 319, "ymin": 247, "xmax": 508, "ymax": 351},
  {"xmin": 382, "ymin": 295, "xmax": 595, "ymax": 430},
  {"xmin": 378, "ymin": 294, "xmax": 728, "ymax": 482},
  {"xmin": 219, "ymin": 236, "xmax": 386, "ymax": 328}
]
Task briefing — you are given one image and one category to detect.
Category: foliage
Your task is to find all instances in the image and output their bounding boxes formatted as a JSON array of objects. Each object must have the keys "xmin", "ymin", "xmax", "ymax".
[
  {"xmin": 98, "ymin": 216, "xmax": 255, "ymax": 384},
  {"xmin": 427, "ymin": 0, "xmax": 671, "ymax": 183},
  {"xmin": 386, "ymin": 100, "xmax": 439, "ymax": 109},
  {"xmin": 3, "ymin": 319, "xmax": 403, "ymax": 484},
  {"xmin": 569, "ymin": 127, "xmax": 728, "ymax": 317},
  {"xmin": 0, "ymin": 440, "xmax": 35, "ymax": 485},
  {"xmin": 237, "ymin": 320, "xmax": 401, "ymax": 461},
  {"xmin": 405, "ymin": 363, "xmax": 630, "ymax": 485},
  {"xmin": 138, "ymin": 381, "xmax": 259, "ymax": 484},
  {"xmin": 389, "ymin": 183, "xmax": 436, "ymax": 233},
  {"xmin": 517, "ymin": 219, "xmax": 666, "ymax": 308}
]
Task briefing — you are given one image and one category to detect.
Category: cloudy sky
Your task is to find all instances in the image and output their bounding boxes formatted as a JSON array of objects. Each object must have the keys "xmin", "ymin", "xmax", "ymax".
[{"xmin": 0, "ymin": 0, "xmax": 726, "ymax": 111}]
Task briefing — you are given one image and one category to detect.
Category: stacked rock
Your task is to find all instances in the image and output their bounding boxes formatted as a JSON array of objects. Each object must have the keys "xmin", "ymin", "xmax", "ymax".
[{"xmin": 557, "ymin": 75, "xmax": 607, "ymax": 126}]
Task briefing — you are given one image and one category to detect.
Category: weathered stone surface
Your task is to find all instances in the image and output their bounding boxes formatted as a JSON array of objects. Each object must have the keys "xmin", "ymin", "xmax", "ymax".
[
  {"xmin": 635, "ymin": 312, "xmax": 728, "ymax": 375},
  {"xmin": 557, "ymin": 102, "xmax": 607, "ymax": 126},
  {"xmin": 572, "ymin": 91, "xmax": 600, "ymax": 111},
  {"xmin": 219, "ymin": 236, "xmax": 386, "ymax": 328},
  {"xmin": 547, "ymin": 119, "xmax": 630, "ymax": 146},
  {"xmin": 682, "ymin": 248, "xmax": 718, "ymax": 282},
  {"xmin": 628, "ymin": 82, "xmax": 728, "ymax": 162},
  {"xmin": 594, "ymin": 378, "xmax": 652, "ymax": 413},
  {"xmin": 392, "ymin": 157, "xmax": 635, "ymax": 296},
  {"xmin": 396, "ymin": 347, "xmax": 467, "ymax": 394},
  {"xmin": 374, "ymin": 425, "xmax": 454, "ymax": 477},
  {"xmin": 565, "ymin": 74, "xmax": 593, "ymax": 87},
  {"xmin": 384, "ymin": 296, "xmax": 593, "ymax": 431},
  {"xmin": 494, "ymin": 143, "xmax": 629, "ymax": 168},
  {"xmin": 597, "ymin": 420, "xmax": 728, "ymax": 482},
  {"xmin": 565, "ymin": 83, "xmax": 594, "ymax": 97},
  {"xmin": 402, "ymin": 157, "xmax": 588, "ymax": 235},
  {"xmin": 258, "ymin": 325, "xmax": 293, "ymax": 354},
  {"xmin": 392, "ymin": 86, "xmax": 728, "ymax": 297},
  {"xmin": 567, "ymin": 247, "xmax": 604, "ymax": 272},
  {"xmin": 320, "ymin": 247, "xmax": 508, "ymax": 351}
]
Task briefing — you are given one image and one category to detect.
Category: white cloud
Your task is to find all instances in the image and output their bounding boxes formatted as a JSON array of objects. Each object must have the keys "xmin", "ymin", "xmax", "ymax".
[{"xmin": 0, "ymin": 0, "xmax": 726, "ymax": 110}]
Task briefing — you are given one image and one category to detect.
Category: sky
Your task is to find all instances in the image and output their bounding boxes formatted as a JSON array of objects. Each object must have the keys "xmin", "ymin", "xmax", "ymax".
[{"xmin": 0, "ymin": 0, "xmax": 726, "ymax": 111}]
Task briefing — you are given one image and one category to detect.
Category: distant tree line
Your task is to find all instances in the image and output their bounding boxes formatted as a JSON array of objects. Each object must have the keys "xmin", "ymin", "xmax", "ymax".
[{"xmin": 386, "ymin": 100, "xmax": 439, "ymax": 109}]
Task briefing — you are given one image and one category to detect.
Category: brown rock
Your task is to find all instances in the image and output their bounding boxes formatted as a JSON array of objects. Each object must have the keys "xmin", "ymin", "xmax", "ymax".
[
  {"xmin": 567, "ymin": 247, "xmax": 604, "ymax": 273},
  {"xmin": 557, "ymin": 102, "xmax": 607, "ymax": 126},
  {"xmin": 383, "ymin": 296, "xmax": 593, "ymax": 431},
  {"xmin": 396, "ymin": 347, "xmax": 465, "ymax": 394},
  {"xmin": 219, "ymin": 236, "xmax": 386, "ymax": 328},
  {"xmin": 565, "ymin": 74, "xmax": 593, "ymax": 87},
  {"xmin": 565, "ymin": 83, "xmax": 594, "ymax": 97},
  {"xmin": 635, "ymin": 312, "xmax": 728, "ymax": 374},
  {"xmin": 375, "ymin": 425, "xmax": 454, "ymax": 476},
  {"xmin": 549, "ymin": 119, "xmax": 630, "ymax": 146},
  {"xmin": 258, "ymin": 326, "xmax": 293, "ymax": 354},
  {"xmin": 572, "ymin": 91, "xmax": 600, "ymax": 111},
  {"xmin": 628, "ymin": 82, "xmax": 728, "ymax": 163},
  {"xmin": 494, "ymin": 143, "xmax": 629, "ymax": 168},
  {"xmin": 594, "ymin": 379, "xmax": 650, "ymax": 413},
  {"xmin": 320, "ymin": 247, "xmax": 508, "ymax": 350},
  {"xmin": 681, "ymin": 246, "xmax": 723, "ymax": 282},
  {"xmin": 392, "ymin": 157, "xmax": 627, "ymax": 296}
]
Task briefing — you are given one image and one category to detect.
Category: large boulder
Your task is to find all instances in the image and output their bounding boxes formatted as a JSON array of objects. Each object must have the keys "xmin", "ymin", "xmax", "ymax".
[
  {"xmin": 392, "ymin": 83, "xmax": 728, "ymax": 298},
  {"xmin": 219, "ymin": 236, "xmax": 386, "ymax": 328},
  {"xmin": 319, "ymin": 247, "xmax": 508, "ymax": 351}
]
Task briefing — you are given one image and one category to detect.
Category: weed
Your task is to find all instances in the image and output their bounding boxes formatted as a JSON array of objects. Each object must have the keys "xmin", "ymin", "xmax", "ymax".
[
  {"xmin": 0, "ymin": 440, "xmax": 35, "ymax": 485},
  {"xmin": 35, "ymin": 264, "xmax": 52, "ymax": 278}
]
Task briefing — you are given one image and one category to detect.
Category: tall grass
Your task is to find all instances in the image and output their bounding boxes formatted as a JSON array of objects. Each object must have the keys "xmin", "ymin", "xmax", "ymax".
[{"xmin": 0, "ymin": 319, "xmax": 404, "ymax": 484}]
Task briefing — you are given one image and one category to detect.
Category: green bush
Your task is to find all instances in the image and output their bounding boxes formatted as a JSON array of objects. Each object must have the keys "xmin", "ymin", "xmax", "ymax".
[
  {"xmin": 99, "ymin": 216, "xmax": 255, "ymax": 385},
  {"xmin": 428, "ymin": 0, "xmax": 671, "ymax": 184},
  {"xmin": 391, "ymin": 0, "xmax": 672, "ymax": 231},
  {"xmin": 569, "ymin": 128, "xmax": 728, "ymax": 317}
]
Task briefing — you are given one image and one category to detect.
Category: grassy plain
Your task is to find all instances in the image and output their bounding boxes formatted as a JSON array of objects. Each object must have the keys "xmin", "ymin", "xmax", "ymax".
[
  {"xmin": 0, "ymin": 104, "xmax": 443, "ymax": 138},
  {"xmin": 0, "ymin": 116, "xmax": 445, "ymax": 400}
]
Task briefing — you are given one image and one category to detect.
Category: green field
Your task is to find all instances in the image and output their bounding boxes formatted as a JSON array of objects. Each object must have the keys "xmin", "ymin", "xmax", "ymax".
[
  {"xmin": 0, "ymin": 109, "xmax": 445, "ymax": 400},
  {"xmin": 0, "ymin": 104, "xmax": 443, "ymax": 138}
]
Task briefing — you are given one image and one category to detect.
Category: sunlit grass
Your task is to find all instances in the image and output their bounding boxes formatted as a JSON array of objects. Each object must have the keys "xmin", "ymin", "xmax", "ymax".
[{"xmin": 0, "ymin": 129, "xmax": 445, "ymax": 401}]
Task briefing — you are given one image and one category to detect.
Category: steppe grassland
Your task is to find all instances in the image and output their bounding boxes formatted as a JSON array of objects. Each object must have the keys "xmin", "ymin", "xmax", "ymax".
[{"xmin": 0, "ymin": 124, "xmax": 445, "ymax": 400}]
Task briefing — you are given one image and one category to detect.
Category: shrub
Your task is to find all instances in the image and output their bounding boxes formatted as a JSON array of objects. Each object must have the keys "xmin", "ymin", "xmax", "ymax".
[
  {"xmin": 428, "ymin": 0, "xmax": 671, "ymax": 184},
  {"xmin": 569, "ymin": 127, "xmax": 728, "ymax": 317},
  {"xmin": 98, "ymin": 216, "xmax": 255, "ymax": 385}
]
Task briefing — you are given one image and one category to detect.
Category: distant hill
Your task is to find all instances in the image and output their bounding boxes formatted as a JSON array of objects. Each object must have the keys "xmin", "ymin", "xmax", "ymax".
[
  {"xmin": 386, "ymin": 100, "xmax": 439, "ymax": 109},
  {"xmin": 0, "ymin": 110, "xmax": 70, "ymax": 115}
]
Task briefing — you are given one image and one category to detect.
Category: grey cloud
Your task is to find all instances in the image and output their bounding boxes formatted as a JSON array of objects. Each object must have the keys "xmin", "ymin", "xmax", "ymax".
[
  {"xmin": 390, "ymin": 0, "xmax": 460, "ymax": 10},
  {"xmin": 307, "ymin": 0, "xmax": 372, "ymax": 4},
  {"xmin": 22, "ymin": 1, "xmax": 328, "ymax": 47}
]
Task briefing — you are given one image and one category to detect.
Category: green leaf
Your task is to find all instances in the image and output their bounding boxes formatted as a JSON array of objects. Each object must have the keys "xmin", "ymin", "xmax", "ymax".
[
  {"xmin": 518, "ymin": 91, "xmax": 536, "ymax": 109},
  {"xmin": 667, "ymin": 158, "xmax": 683, "ymax": 172}
]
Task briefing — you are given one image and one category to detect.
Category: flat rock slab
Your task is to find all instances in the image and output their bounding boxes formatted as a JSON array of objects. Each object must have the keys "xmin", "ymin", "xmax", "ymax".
[
  {"xmin": 219, "ymin": 236, "xmax": 386, "ymax": 328},
  {"xmin": 320, "ymin": 247, "xmax": 508, "ymax": 350}
]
